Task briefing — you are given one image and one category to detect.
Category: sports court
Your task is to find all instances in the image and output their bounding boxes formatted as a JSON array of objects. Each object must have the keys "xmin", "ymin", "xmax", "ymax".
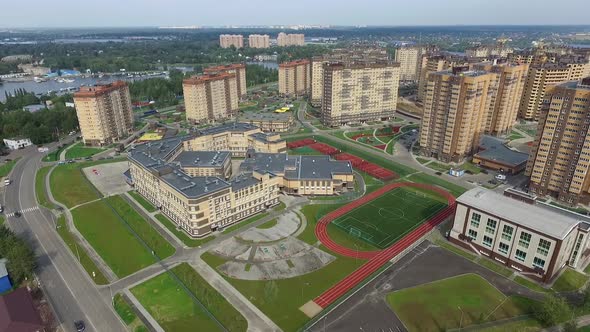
[{"xmin": 332, "ymin": 187, "xmax": 447, "ymax": 249}]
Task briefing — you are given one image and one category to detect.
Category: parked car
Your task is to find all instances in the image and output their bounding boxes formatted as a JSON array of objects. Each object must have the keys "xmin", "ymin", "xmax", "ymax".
[
  {"xmin": 74, "ymin": 320, "xmax": 85, "ymax": 332},
  {"xmin": 3, "ymin": 178, "xmax": 10, "ymax": 186},
  {"xmin": 0, "ymin": 205, "xmax": 4, "ymax": 213}
]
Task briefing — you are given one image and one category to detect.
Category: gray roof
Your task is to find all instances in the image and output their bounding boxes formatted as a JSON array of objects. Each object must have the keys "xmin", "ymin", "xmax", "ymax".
[
  {"xmin": 240, "ymin": 112, "xmax": 293, "ymax": 122},
  {"xmin": 457, "ymin": 188, "xmax": 590, "ymax": 239},
  {"xmin": 249, "ymin": 132, "xmax": 284, "ymax": 144},
  {"xmin": 475, "ymin": 135, "xmax": 528, "ymax": 167},
  {"xmin": 241, "ymin": 152, "xmax": 353, "ymax": 180},
  {"xmin": 230, "ymin": 173, "xmax": 262, "ymax": 191},
  {"xmin": 173, "ymin": 151, "xmax": 230, "ymax": 168},
  {"xmin": 197, "ymin": 122, "xmax": 259, "ymax": 136},
  {"xmin": 128, "ymin": 137, "xmax": 184, "ymax": 168},
  {"xmin": 159, "ymin": 165, "xmax": 230, "ymax": 199}
]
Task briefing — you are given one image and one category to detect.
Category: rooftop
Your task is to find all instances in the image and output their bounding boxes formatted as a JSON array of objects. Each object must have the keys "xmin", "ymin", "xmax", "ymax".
[
  {"xmin": 204, "ymin": 63, "xmax": 245, "ymax": 73},
  {"xmin": 457, "ymin": 188, "xmax": 590, "ymax": 240},
  {"xmin": 74, "ymin": 81, "xmax": 127, "ymax": 98},
  {"xmin": 0, "ymin": 288, "xmax": 44, "ymax": 332},
  {"xmin": 183, "ymin": 72, "xmax": 236, "ymax": 85},
  {"xmin": 173, "ymin": 151, "xmax": 230, "ymax": 168},
  {"xmin": 240, "ymin": 111, "xmax": 293, "ymax": 122},
  {"xmin": 475, "ymin": 136, "xmax": 529, "ymax": 167},
  {"xmin": 230, "ymin": 173, "xmax": 262, "ymax": 191},
  {"xmin": 559, "ymin": 77, "xmax": 590, "ymax": 90},
  {"xmin": 197, "ymin": 122, "xmax": 259, "ymax": 136},
  {"xmin": 241, "ymin": 152, "xmax": 353, "ymax": 180},
  {"xmin": 158, "ymin": 165, "xmax": 229, "ymax": 198},
  {"xmin": 128, "ymin": 136, "xmax": 185, "ymax": 168}
]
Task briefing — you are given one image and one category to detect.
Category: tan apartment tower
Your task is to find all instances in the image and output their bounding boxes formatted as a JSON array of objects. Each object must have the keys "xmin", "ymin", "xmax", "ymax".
[
  {"xmin": 278, "ymin": 59, "xmax": 311, "ymax": 96},
  {"xmin": 204, "ymin": 63, "xmax": 247, "ymax": 99},
  {"xmin": 73, "ymin": 81, "xmax": 133, "ymax": 146},
  {"xmin": 219, "ymin": 34, "xmax": 244, "ymax": 48},
  {"xmin": 277, "ymin": 32, "xmax": 305, "ymax": 46},
  {"xmin": 473, "ymin": 61, "xmax": 529, "ymax": 135},
  {"xmin": 311, "ymin": 48, "xmax": 389, "ymax": 107},
  {"xmin": 248, "ymin": 34, "xmax": 270, "ymax": 48},
  {"xmin": 183, "ymin": 73, "xmax": 239, "ymax": 123},
  {"xmin": 321, "ymin": 61, "xmax": 400, "ymax": 126},
  {"xmin": 518, "ymin": 57, "xmax": 590, "ymax": 120},
  {"xmin": 395, "ymin": 45, "xmax": 437, "ymax": 82},
  {"xmin": 417, "ymin": 55, "xmax": 470, "ymax": 103},
  {"xmin": 419, "ymin": 67, "xmax": 497, "ymax": 162},
  {"xmin": 526, "ymin": 77, "xmax": 590, "ymax": 205}
]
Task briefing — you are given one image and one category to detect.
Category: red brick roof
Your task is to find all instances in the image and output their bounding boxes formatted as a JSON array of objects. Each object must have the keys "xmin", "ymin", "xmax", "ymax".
[{"xmin": 0, "ymin": 288, "xmax": 44, "ymax": 332}]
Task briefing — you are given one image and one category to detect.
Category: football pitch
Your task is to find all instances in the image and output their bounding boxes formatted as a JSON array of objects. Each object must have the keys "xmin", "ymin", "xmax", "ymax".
[{"xmin": 332, "ymin": 187, "xmax": 447, "ymax": 249}]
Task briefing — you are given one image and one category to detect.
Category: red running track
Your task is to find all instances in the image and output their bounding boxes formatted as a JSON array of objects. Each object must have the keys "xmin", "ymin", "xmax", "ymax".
[{"xmin": 313, "ymin": 182, "xmax": 456, "ymax": 308}]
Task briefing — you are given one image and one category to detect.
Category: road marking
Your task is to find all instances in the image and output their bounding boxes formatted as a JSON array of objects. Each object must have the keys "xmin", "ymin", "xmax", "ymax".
[{"xmin": 5, "ymin": 206, "xmax": 39, "ymax": 217}]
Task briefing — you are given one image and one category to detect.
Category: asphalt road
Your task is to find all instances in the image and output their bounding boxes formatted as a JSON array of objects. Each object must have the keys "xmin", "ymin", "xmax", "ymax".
[{"xmin": 2, "ymin": 147, "xmax": 125, "ymax": 332}]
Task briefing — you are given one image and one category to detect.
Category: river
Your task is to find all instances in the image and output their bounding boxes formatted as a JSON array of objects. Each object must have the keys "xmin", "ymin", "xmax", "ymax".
[{"xmin": 0, "ymin": 73, "xmax": 167, "ymax": 102}]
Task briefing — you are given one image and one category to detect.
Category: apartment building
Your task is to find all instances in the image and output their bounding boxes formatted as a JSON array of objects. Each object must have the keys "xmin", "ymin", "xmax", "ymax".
[
  {"xmin": 395, "ymin": 45, "xmax": 437, "ymax": 82},
  {"xmin": 183, "ymin": 73, "xmax": 239, "ymax": 123},
  {"xmin": 279, "ymin": 59, "xmax": 311, "ymax": 96},
  {"xmin": 466, "ymin": 44, "xmax": 514, "ymax": 58},
  {"xmin": 473, "ymin": 61, "xmax": 529, "ymax": 135},
  {"xmin": 204, "ymin": 63, "xmax": 247, "ymax": 99},
  {"xmin": 526, "ymin": 78, "xmax": 590, "ymax": 205},
  {"xmin": 277, "ymin": 32, "xmax": 304, "ymax": 46},
  {"xmin": 248, "ymin": 34, "xmax": 270, "ymax": 48},
  {"xmin": 518, "ymin": 57, "xmax": 590, "ymax": 120},
  {"xmin": 128, "ymin": 137, "xmax": 281, "ymax": 237},
  {"xmin": 182, "ymin": 122, "xmax": 287, "ymax": 157},
  {"xmin": 73, "ymin": 81, "xmax": 133, "ymax": 146},
  {"xmin": 450, "ymin": 188, "xmax": 590, "ymax": 282},
  {"xmin": 240, "ymin": 151, "xmax": 354, "ymax": 195},
  {"xmin": 219, "ymin": 34, "xmax": 244, "ymax": 48},
  {"xmin": 321, "ymin": 61, "xmax": 400, "ymax": 126},
  {"xmin": 311, "ymin": 48, "xmax": 389, "ymax": 107},
  {"xmin": 419, "ymin": 67, "xmax": 497, "ymax": 162},
  {"xmin": 417, "ymin": 54, "xmax": 471, "ymax": 103}
]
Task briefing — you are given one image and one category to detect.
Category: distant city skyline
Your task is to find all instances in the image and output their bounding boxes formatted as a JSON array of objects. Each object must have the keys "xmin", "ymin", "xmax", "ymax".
[{"xmin": 2, "ymin": 0, "xmax": 590, "ymax": 28}]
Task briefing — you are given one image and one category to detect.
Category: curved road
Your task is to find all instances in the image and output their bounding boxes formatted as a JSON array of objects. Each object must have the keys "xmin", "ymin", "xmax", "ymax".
[{"xmin": 2, "ymin": 148, "xmax": 124, "ymax": 332}]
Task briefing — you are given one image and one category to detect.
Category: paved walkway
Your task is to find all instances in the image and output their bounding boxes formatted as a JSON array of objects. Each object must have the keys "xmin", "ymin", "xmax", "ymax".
[
  {"xmin": 58, "ymin": 142, "xmax": 76, "ymax": 161},
  {"xmin": 123, "ymin": 290, "xmax": 165, "ymax": 332}
]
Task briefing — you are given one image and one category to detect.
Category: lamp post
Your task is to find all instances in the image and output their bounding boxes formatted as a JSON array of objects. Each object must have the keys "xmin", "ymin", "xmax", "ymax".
[{"xmin": 458, "ymin": 306, "xmax": 464, "ymax": 329}]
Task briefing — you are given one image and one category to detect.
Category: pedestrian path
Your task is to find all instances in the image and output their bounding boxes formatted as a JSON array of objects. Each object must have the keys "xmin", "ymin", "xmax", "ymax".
[{"xmin": 5, "ymin": 206, "xmax": 39, "ymax": 217}]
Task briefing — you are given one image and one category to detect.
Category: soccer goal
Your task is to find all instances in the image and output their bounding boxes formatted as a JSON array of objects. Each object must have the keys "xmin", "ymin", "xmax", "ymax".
[{"xmin": 349, "ymin": 227, "xmax": 362, "ymax": 238}]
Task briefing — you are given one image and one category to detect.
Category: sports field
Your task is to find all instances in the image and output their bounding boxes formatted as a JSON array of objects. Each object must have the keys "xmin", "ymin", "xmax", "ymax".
[{"xmin": 332, "ymin": 187, "xmax": 447, "ymax": 249}]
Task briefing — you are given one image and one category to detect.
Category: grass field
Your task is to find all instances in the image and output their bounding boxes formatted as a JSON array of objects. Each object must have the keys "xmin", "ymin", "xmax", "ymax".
[
  {"xmin": 331, "ymin": 187, "xmax": 446, "ymax": 249},
  {"xmin": 128, "ymin": 191, "xmax": 157, "ymax": 212},
  {"xmin": 35, "ymin": 166, "xmax": 53, "ymax": 209},
  {"xmin": 131, "ymin": 263, "xmax": 246, "ymax": 332},
  {"xmin": 72, "ymin": 200, "xmax": 156, "ymax": 278},
  {"xmin": 43, "ymin": 144, "xmax": 69, "ymax": 162},
  {"xmin": 387, "ymin": 274, "xmax": 537, "ymax": 332},
  {"xmin": 552, "ymin": 268, "xmax": 589, "ymax": 292},
  {"xmin": 56, "ymin": 215, "xmax": 109, "ymax": 284},
  {"xmin": 113, "ymin": 293, "xmax": 138, "ymax": 325},
  {"xmin": 289, "ymin": 146, "xmax": 322, "ymax": 155},
  {"xmin": 65, "ymin": 142, "xmax": 105, "ymax": 159},
  {"xmin": 257, "ymin": 219, "xmax": 278, "ymax": 229},
  {"xmin": 154, "ymin": 214, "xmax": 214, "ymax": 248},
  {"xmin": 0, "ymin": 158, "xmax": 19, "ymax": 177},
  {"xmin": 105, "ymin": 195, "xmax": 175, "ymax": 259}
]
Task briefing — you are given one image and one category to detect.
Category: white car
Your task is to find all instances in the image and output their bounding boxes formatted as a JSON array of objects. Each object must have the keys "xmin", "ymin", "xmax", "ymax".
[{"xmin": 0, "ymin": 205, "xmax": 3, "ymax": 213}]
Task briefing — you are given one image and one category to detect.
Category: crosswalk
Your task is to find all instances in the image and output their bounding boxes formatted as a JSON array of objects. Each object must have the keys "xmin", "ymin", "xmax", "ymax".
[{"xmin": 4, "ymin": 206, "xmax": 39, "ymax": 218}]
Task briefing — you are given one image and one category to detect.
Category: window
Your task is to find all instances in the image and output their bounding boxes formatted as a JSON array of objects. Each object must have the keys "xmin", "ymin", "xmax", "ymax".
[
  {"xmin": 470, "ymin": 212, "xmax": 481, "ymax": 228},
  {"xmin": 533, "ymin": 257, "xmax": 546, "ymax": 269},
  {"xmin": 468, "ymin": 229, "xmax": 478, "ymax": 240},
  {"xmin": 501, "ymin": 225, "xmax": 514, "ymax": 241},
  {"xmin": 537, "ymin": 239, "xmax": 551, "ymax": 256},
  {"xmin": 498, "ymin": 242, "xmax": 510, "ymax": 255},
  {"xmin": 518, "ymin": 232, "xmax": 532, "ymax": 248},
  {"xmin": 486, "ymin": 219, "xmax": 497, "ymax": 234},
  {"xmin": 515, "ymin": 249, "xmax": 527, "ymax": 262},
  {"xmin": 483, "ymin": 235, "xmax": 493, "ymax": 247}
]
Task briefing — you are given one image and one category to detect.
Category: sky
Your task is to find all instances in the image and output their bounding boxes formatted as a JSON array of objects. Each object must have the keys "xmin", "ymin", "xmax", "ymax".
[{"xmin": 1, "ymin": 0, "xmax": 589, "ymax": 28}]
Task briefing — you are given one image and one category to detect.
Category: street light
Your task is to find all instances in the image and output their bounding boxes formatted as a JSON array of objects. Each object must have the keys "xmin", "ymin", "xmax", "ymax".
[{"xmin": 458, "ymin": 306, "xmax": 464, "ymax": 329}]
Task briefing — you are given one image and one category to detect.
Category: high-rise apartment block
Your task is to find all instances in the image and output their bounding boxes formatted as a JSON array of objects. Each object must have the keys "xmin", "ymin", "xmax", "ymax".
[
  {"xmin": 420, "ymin": 67, "xmax": 497, "ymax": 162},
  {"xmin": 321, "ymin": 61, "xmax": 400, "ymax": 126},
  {"xmin": 311, "ymin": 48, "xmax": 390, "ymax": 107},
  {"xmin": 466, "ymin": 42, "xmax": 514, "ymax": 58},
  {"xmin": 204, "ymin": 63, "xmax": 247, "ymax": 99},
  {"xmin": 277, "ymin": 32, "xmax": 305, "ymax": 46},
  {"xmin": 526, "ymin": 78, "xmax": 590, "ymax": 205},
  {"xmin": 183, "ymin": 73, "xmax": 239, "ymax": 123},
  {"xmin": 518, "ymin": 56, "xmax": 590, "ymax": 120},
  {"xmin": 219, "ymin": 34, "xmax": 244, "ymax": 48},
  {"xmin": 395, "ymin": 45, "xmax": 437, "ymax": 82},
  {"xmin": 473, "ymin": 61, "xmax": 529, "ymax": 135},
  {"xmin": 417, "ymin": 54, "xmax": 470, "ymax": 103},
  {"xmin": 73, "ymin": 81, "xmax": 133, "ymax": 146},
  {"xmin": 278, "ymin": 59, "xmax": 311, "ymax": 96},
  {"xmin": 248, "ymin": 34, "xmax": 270, "ymax": 48}
]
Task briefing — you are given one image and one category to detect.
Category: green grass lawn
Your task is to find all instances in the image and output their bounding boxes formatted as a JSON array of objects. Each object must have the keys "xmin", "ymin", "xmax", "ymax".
[
  {"xmin": 72, "ymin": 200, "xmax": 156, "ymax": 278},
  {"xmin": 55, "ymin": 215, "xmax": 109, "ymax": 285},
  {"xmin": 514, "ymin": 276, "xmax": 552, "ymax": 293},
  {"xmin": 131, "ymin": 263, "xmax": 246, "ymax": 332},
  {"xmin": 154, "ymin": 214, "xmax": 214, "ymax": 248},
  {"xmin": 105, "ymin": 195, "xmax": 175, "ymax": 259},
  {"xmin": 257, "ymin": 219, "xmax": 278, "ymax": 229},
  {"xmin": 113, "ymin": 293, "xmax": 137, "ymax": 325},
  {"xmin": 434, "ymin": 240, "xmax": 478, "ymax": 261},
  {"xmin": 426, "ymin": 161, "xmax": 452, "ymax": 172},
  {"xmin": 416, "ymin": 157, "xmax": 430, "ymax": 164},
  {"xmin": 0, "ymin": 216, "xmax": 4, "ymax": 226},
  {"xmin": 461, "ymin": 161, "xmax": 483, "ymax": 174},
  {"xmin": 477, "ymin": 258, "xmax": 514, "ymax": 278},
  {"xmin": 0, "ymin": 158, "xmax": 19, "ymax": 177},
  {"xmin": 221, "ymin": 213, "xmax": 269, "ymax": 234},
  {"xmin": 508, "ymin": 131, "xmax": 525, "ymax": 141},
  {"xmin": 65, "ymin": 142, "xmax": 105, "ymax": 159},
  {"xmin": 387, "ymin": 274, "xmax": 537, "ymax": 332},
  {"xmin": 478, "ymin": 318, "xmax": 542, "ymax": 332},
  {"xmin": 552, "ymin": 268, "xmax": 589, "ymax": 292},
  {"xmin": 128, "ymin": 191, "xmax": 157, "ymax": 212},
  {"xmin": 50, "ymin": 164, "xmax": 101, "ymax": 208},
  {"xmin": 35, "ymin": 166, "xmax": 53, "ymax": 209},
  {"xmin": 289, "ymin": 146, "xmax": 323, "ymax": 155},
  {"xmin": 298, "ymin": 204, "xmax": 346, "ymax": 246},
  {"xmin": 202, "ymin": 250, "xmax": 365, "ymax": 332},
  {"xmin": 331, "ymin": 187, "xmax": 446, "ymax": 249},
  {"xmin": 405, "ymin": 172, "xmax": 467, "ymax": 197},
  {"xmin": 43, "ymin": 144, "xmax": 69, "ymax": 162}
]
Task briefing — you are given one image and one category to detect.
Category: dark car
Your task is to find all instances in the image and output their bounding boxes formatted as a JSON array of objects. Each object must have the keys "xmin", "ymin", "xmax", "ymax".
[
  {"xmin": 74, "ymin": 320, "xmax": 85, "ymax": 332},
  {"xmin": 13, "ymin": 211, "xmax": 21, "ymax": 218}
]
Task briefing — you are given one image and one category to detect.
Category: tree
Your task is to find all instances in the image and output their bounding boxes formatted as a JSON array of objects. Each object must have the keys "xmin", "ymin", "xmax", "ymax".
[
  {"xmin": 0, "ymin": 226, "xmax": 36, "ymax": 285},
  {"xmin": 533, "ymin": 295, "xmax": 572, "ymax": 327},
  {"xmin": 563, "ymin": 319, "xmax": 577, "ymax": 332}
]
